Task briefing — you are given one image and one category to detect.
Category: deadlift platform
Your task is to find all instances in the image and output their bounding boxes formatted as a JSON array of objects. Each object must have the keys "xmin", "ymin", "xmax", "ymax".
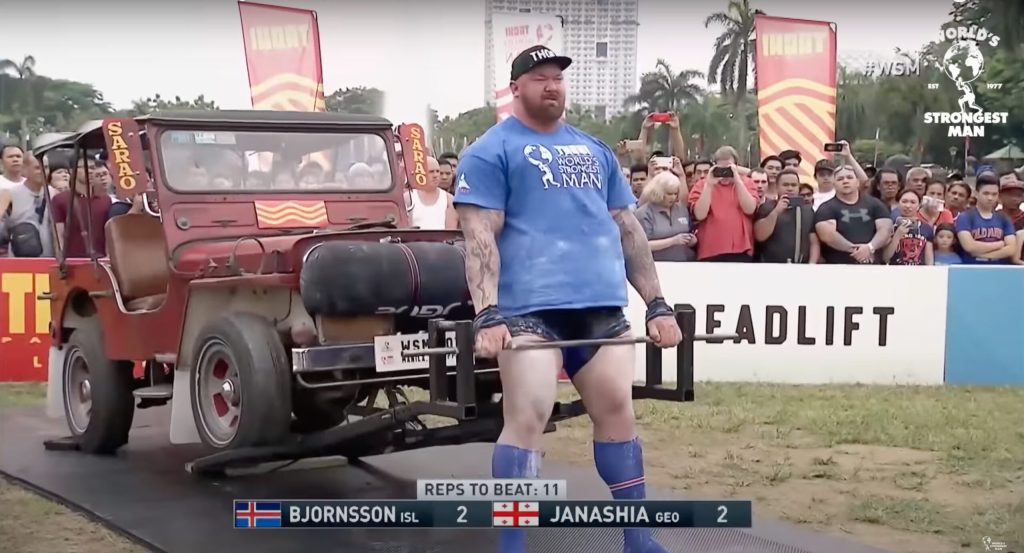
[{"xmin": 0, "ymin": 405, "xmax": 896, "ymax": 553}]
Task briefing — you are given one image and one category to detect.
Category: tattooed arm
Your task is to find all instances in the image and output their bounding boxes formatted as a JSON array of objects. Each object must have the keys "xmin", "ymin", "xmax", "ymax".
[
  {"xmin": 457, "ymin": 204, "xmax": 505, "ymax": 311},
  {"xmin": 611, "ymin": 207, "xmax": 664, "ymax": 304}
]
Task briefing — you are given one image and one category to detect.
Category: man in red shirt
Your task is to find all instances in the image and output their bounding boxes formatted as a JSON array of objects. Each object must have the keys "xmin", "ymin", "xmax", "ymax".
[
  {"xmin": 51, "ymin": 158, "xmax": 112, "ymax": 259},
  {"xmin": 687, "ymin": 146, "xmax": 759, "ymax": 261}
]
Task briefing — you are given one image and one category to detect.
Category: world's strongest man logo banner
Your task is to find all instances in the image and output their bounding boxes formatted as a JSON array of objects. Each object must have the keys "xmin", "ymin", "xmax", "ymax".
[
  {"xmin": 754, "ymin": 15, "xmax": 837, "ymax": 181},
  {"xmin": 238, "ymin": 1, "xmax": 326, "ymax": 112}
]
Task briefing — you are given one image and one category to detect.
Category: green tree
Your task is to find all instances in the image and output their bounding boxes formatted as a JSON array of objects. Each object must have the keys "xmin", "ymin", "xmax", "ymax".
[
  {"xmin": 0, "ymin": 55, "xmax": 38, "ymax": 145},
  {"xmin": 433, "ymin": 106, "xmax": 497, "ymax": 152},
  {"xmin": 324, "ymin": 86, "xmax": 384, "ymax": 115},
  {"xmin": 129, "ymin": 94, "xmax": 219, "ymax": 115},
  {"xmin": 949, "ymin": 0, "xmax": 1024, "ymax": 55},
  {"xmin": 0, "ymin": 57, "xmax": 112, "ymax": 146},
  {"xmin": 975, "ymin": 49, "xmax": 1024, "ymax": 150}
]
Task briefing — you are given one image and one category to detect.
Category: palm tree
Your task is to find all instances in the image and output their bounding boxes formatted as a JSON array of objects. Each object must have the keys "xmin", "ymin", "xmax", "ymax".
[
  {"xmin": 0, "ymin": 55, "xmax": 39, "ymax": 146},
  {"xmin": 625, "ymin": 59, "xmax": 704, "ymax": 113},
  {"xmin": 704, "ymin": 0, "xmax": 761, "ymax": 104},
  {"xmin": 0, "ymin": 55, "xmax": 37, "ymax": 79},
  {"xmin": 624, "ymin": 60, "xmax": 704, "ymax": 152},
  {"xmin": 705, "ymin": 0, "xmax": 763, "ymax": 159}
]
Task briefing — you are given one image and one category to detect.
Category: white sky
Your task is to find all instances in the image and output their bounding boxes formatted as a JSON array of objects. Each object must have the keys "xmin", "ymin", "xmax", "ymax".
[{"xmin": 4, "ymin": 0, "xmax": 953, "ymax": 122}]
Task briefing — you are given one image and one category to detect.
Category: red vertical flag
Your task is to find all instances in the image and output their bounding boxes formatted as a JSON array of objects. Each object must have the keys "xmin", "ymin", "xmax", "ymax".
[
  {"xmin": 754, "ymin": 15, "xmax": 837, "ymax": 181},
  {"xmin": 238, "ymin": 1, "xmax": 326, "ymax": 112}
]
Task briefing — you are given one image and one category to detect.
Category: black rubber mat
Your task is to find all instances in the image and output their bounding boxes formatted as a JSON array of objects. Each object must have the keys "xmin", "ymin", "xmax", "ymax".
[{"xmin": 0, "ymin": 406, "xmax": 894, "ymax": 553}]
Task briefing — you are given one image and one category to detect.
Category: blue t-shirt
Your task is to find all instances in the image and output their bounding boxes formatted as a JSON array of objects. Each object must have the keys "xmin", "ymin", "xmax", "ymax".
[
  {"xmin": 934, "ymin": 251, "xmax": 962, "ymax": 265},
  {"xmin": 452, "ymin": 117, "xmax": 636, "ymax": 316},
  {"xmin": 954, "ymin": 208, "xmax": 1015, "ymax": 264}
]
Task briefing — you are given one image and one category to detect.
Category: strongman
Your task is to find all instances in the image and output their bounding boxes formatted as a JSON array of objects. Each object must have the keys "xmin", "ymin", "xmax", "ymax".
[{"xmin": 453, "ymin": 45, "xmax": 682, "ymax": 553}]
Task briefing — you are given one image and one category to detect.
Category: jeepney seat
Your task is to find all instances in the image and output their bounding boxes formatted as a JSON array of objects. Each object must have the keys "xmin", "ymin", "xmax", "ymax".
[{"xmin": 105, "ymin": 214, "xmax": 169, "ymax": 312}]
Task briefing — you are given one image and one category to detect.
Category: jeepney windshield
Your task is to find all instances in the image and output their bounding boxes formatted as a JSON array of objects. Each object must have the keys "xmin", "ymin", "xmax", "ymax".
[{"xmin": 158, "ymin": 130, "xmax": 393, "ymax": 192}]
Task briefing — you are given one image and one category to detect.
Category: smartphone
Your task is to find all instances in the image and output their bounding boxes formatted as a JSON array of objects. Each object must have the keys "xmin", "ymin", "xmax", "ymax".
[
  {"xmin": 652, "ymin": 156, "xmax": 673, "ymax": 169},
  {"xmin": 712, "ymin": 166, "xmax": 733, "ymax": 178},
  {"xmin": 624, "ymin": 139, "xmax": 644, "ymax": 151},
  {"xmin": 648, "ymin": 112, "xmax": 672, "ymax": 123},
  {"xmin": 787, "ymin": 194, "xmax": 804, "ymax": 208},
  {"xmin": 824, "ymin": 142, "xmax": 844, "ymax": 153}
]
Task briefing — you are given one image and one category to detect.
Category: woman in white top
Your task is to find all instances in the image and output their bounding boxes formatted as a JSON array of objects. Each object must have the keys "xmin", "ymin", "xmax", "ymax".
[{"xmin": 409, "ymin": 156, "xmax": 458, "ymax": 230}]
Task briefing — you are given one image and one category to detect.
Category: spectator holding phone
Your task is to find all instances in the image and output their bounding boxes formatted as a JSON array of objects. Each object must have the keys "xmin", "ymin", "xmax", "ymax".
[
  {"xmin": 753, "ymin": 168, "xmax": 820, "ymax": 263},
  {"xmin": 884, "ymin": 189, "xmax": 934, "ymax": 265},
  {"xmin": 955, "ymin": 174, "xmax": 1017, "ymax": 264},
  {"xmin": 815, "ymin": 141, "xmax": 870, "ymax": 210},
  {"xmin": 918, "ymin": 181, "xmax": 955, "ymax": 226},
  {"xmin": 636, "ymin": 171, "xmax": 696, "ymax": 262},
  {"xmin": 688, "ymin": 146, "xmax": 759, "ymax": 262},
  {"xmin": 814, "ymin": 165, "xmax": 892, "ymax": 264}
]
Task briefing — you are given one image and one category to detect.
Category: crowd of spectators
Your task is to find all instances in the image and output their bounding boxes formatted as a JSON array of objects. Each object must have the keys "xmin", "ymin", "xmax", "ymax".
[
  {"xmin": 617, "ymin": 114, "xmax": 1024, "ymax": 266},
  {"xmin": 3, "ymin": 113, "xmax": 1023, "ymax": 267}
]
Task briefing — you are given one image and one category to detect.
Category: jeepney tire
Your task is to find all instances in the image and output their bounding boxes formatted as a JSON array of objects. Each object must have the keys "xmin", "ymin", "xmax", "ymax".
[
  {"xmin": 190, "ymin": 312, "xmax": 292, "ymax": 450},
  {"xmin": 62, "ymin": 323, "xmax": 136, "ymax": 455}
]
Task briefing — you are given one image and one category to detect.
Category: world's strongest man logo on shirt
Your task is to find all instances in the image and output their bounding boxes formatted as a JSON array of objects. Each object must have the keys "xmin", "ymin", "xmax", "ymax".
[{"xmin": 523, "ymin": 144, "xmax": 603, "ymax": 190}]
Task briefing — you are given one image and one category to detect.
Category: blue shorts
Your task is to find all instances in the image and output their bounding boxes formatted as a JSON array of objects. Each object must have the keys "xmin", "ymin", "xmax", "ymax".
[{"xmin": 505, "ymin": 307, "xmax": 631, "ymax": 379}]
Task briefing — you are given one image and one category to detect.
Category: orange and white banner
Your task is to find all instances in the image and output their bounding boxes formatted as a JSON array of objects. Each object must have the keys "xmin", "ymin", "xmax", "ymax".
[
  {"xmin": 754, "ymin": 15, "xmax": 837, "ymax": 181},
  {"xmin": 490, "ymin": 13, "xmax": 564, "ymax": 123},
  {"xmin": 238, "ymin": 1, "xmax": 326, "ymax": 112}
]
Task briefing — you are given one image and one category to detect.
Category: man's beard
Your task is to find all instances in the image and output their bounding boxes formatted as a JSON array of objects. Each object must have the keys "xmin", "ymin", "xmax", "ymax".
[{"xmin": 524, "ymin": 96, "xmax": 564, "ymax": 122}]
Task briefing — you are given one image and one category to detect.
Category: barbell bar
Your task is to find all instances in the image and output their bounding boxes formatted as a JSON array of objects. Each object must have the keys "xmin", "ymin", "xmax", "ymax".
[{"xmin": 401, "ymin": 333, "xmax": 741, "ymax": 359}]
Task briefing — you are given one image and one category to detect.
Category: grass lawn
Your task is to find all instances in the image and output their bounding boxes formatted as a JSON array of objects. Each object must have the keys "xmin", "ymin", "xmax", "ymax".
[
  {"xmin": 545, "ymin": 383, "xmax": 1024, "ymax": 553},
  {"xmin": 1, "ymin": 382, "xmax": 1021, "ymax": 553}
]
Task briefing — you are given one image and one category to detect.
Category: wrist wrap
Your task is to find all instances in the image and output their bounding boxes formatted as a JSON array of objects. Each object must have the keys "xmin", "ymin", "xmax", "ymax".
[
  {"xmin": 473, "ymin": 306, "xmax": 506, "ymax": 334},
  {"xmin": 645, "ymin": 297, "xmax": 674, "ymax": 323}
]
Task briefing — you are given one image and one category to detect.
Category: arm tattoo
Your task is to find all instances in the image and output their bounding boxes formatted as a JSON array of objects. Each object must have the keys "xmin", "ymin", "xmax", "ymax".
[
  {"xmin": 457, "ymin": 205, "xmax": 504, "ymax": 311},
  {"xmin": 612, "ymin": 208, "xmax": 663, "ymax": 304}
]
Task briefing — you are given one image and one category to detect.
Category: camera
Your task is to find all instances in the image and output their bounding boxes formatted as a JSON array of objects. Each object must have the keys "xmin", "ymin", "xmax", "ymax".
[{"xmin": 712, "ymin": 166, "xmax": 733, "ymax": 178}]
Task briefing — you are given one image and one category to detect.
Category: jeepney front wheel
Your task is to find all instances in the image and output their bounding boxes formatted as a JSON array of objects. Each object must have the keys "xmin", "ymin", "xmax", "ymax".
[
  {"xmin": 62, "ymin": 323, "xmax": 136, "ymax": 455},
  {"xmin": 190, "ymin": 313, "xmax": 292, "ymax": 449}
]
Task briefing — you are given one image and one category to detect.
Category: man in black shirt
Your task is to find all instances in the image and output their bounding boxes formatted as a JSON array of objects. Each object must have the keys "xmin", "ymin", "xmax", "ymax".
[
  {"xmin": 754, "ymin": 169, "xmax": 820, "ymax": 263},
  {"xmin": 814, "ymin": 165, "xmax": 892, "ymax": 264}
]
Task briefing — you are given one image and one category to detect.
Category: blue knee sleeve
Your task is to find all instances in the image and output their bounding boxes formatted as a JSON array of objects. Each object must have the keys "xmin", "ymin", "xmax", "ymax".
[
  {"xmin": 492, "ymin": 444, "xmax": 540, "ymax": 553},
  {"xmin": 595, "ymin": 438, "xmax": 667, "ymax": 553}
]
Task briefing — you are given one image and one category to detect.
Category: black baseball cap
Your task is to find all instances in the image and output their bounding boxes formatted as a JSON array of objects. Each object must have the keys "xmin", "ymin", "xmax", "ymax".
[{"xmin": 510, "ymin": 45, "xmax": 572, "ymax": 81}]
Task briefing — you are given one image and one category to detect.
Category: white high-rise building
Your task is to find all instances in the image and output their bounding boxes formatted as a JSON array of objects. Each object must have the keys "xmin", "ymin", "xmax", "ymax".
[{"xmin": 484, "ymin": 0, "xmax": 639, "ymax": 120}]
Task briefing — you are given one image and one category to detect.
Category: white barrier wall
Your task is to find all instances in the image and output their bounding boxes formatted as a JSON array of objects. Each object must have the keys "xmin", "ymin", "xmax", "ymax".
[{"xmin": 624, "ymin": 264, "xmax": 949, "ymax": 385}]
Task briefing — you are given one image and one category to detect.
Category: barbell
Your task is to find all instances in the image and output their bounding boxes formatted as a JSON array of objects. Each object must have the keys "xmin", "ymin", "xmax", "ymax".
[{"xmin": 401, "ymin": 333, "xmax": 739, "ymax": 359}]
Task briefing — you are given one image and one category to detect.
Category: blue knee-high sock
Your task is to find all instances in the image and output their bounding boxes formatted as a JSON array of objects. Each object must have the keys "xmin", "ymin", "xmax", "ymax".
[
  {"xmin": 492, "ymin": 444, "xmax": 540, "ymax": 553},
  {"xmin": 594, "ymin": 437, "xmax": 668, "ymax": 553}
]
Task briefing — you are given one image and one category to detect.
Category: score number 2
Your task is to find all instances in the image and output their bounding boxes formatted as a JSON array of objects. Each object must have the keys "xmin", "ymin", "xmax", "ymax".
[
  {"xmin": 457, "ymin": 505, "xmax": 468, "ymax": 523},
  {"xmin": 716, "ymin": 505, "xmax": 728, "ymax": 523}
]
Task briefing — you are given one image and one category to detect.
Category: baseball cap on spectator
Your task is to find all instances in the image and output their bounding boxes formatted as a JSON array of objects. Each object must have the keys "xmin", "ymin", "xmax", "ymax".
[
  {"xmin": 814, "ymin": 159, "xmax": 834, "ymax": 177},
  {"xmin": 1001, "ymin": 176, "xmax": 1024, "ymax": 190},
  {"xmin": 510, "ymin": 45, "xmax": 572, "ymax": 81}
]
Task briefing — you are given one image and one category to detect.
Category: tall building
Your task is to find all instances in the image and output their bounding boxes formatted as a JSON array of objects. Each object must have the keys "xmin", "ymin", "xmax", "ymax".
[{"xmin": 484, "ymin": 0, "xmax": 639, "ymax": 120}]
